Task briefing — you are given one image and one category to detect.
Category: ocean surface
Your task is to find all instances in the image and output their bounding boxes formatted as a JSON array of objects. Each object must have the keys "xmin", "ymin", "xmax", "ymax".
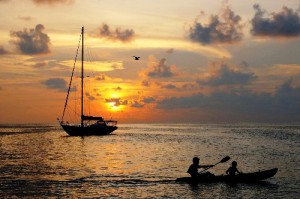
[{"xmin": 0, "ymin": 123, "xmax": 299, "ymax": 198}]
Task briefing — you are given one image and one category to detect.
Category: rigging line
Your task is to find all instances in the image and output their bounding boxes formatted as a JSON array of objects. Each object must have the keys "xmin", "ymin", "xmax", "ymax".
[
  {"xmin": 86, "ymin": 77, "xmax": 92, "ymax": 116},
  {"xmin": 65, "ymin": 103, "xmax": 81, "ymax": 123},
  {"xmin": 61, "ymin": 33, "xmax": 82, "ymax": 122}
]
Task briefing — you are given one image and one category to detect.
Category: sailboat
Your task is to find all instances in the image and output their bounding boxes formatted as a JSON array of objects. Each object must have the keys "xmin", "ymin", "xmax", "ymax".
[{"xmin": 59, "ymin": 27, "xmax": 118, "ymax": 136}]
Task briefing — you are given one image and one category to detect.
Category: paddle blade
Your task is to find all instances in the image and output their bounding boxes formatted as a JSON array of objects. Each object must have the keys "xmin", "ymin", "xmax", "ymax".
[{"xmin": 220, "ymin": 156, "xmax": 230, "ymax": 163}]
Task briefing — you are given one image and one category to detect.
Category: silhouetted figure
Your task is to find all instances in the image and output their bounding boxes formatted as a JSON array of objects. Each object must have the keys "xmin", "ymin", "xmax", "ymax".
[
  {"xmin": 226, "ymin": 161, "xmax": 241, "ymax": 176},
  {"xmin": 133, "ymin": 56, "xmax": 140, "ymax": 60},
  {"xmin": 187, "ymin": 157, "xmax": 214, "ymax": 179}
]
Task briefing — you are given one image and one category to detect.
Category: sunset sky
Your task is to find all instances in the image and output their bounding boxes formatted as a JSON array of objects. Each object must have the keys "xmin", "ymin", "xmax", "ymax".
[{"xmin": 1, "ymin": 0, "xmax": 300, "ymax": 124}]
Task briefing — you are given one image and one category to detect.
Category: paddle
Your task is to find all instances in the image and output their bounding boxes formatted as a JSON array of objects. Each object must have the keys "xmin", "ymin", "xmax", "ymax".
[{"xmin": 199, "ymin": 156, "xmax": 230, "ymax": 174}]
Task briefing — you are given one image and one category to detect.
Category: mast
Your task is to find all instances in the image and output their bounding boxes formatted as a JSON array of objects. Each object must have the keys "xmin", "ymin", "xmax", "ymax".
[{"xmin": 81, "ymin": 26, "xmax": 84, "ymax": 127}]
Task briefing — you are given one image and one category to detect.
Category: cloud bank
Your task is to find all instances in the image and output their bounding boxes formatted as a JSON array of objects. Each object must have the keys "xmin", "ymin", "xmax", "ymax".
[
  {"xmin": 156, "ymin": 79, "xmax": 300, "ymax": 122},
  {"xmin": 10, "ymin": 24, "xmax": 50, "ymax": 55},
  {"xmin": 251, "ymin": 4, "xmax": 300, "ymax": 37}
]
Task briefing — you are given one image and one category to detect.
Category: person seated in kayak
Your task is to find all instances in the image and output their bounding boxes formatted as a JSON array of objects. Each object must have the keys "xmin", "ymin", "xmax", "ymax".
[
  {"xmin": 226, "ymin": 161, "xmax": 241, "ymax": 176},
  {"xmin": 187, "ymin": 157, "xmax": 214, "ymax": 178}
]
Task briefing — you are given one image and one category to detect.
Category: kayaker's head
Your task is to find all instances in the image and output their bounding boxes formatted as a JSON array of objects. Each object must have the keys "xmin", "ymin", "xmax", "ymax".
[
  {"xmin": 192, "ymin": 157, "xmax": 200, "ymax": 164},
  {"xmin": 232, "ymin": 161, "xmax": 237, "ymax": 167}
]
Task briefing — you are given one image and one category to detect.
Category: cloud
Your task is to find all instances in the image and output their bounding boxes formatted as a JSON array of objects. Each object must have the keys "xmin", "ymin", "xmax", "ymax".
[
  {"xmin": 10, "ymin": 24, "xmax": 51, "ymax": 55},
  {"xmin": 0, "ymin": 46, "xmax": 9, "ymax": 55},
  {"xmin": 18, "ymin": 16, "xmax": 33, "ymax": 21},
  {"xmin": 113, "ymin": 86, "xmax": 122, "ymax": 91},
  {"xmin": 32, "ymin": 0, "xmax": 74, "ymax": 6},
  {"xmin": 130, "ymin": 97, "xmax": 156, "ymax": 108},
  {"xmin": 142, "ymin": 97, "xmax": 156, "ymax": 103},
  {"xmin": 105, "ymin": 98, "xmax": 128, "ymax": 106},
  {"xmin": 162, "ymin": 83, "xmax": 177, "ymax": 89},
  {"xmin": 95, "ymin": 74, "xmax": 106, "ymax": 81},
  {"xmin": 131, "ymin": 101, "xmax": 144, "ymax": 108},
  {"xmin": 182, "ymin": 83, "xmax": 197, "ymax": 90},
  {"xmin": 166, "ymin": 48, "xmax": 175, "ymax": 54},
  {"xmin": 188, "ymin": 3, "xmax": 243, "ymax": 45},
  {"xmin": 32, "ymin": 61, "xmax": 48, "ymax": 68},
  {"xmin": 197, "ymin": 62, "xmax": 256, "ymax": 86},
  {"xmin": 0, "ymin": 0, "xmax": 10, "ymax": 3},
  {"xmin": 95, "ymin": 23, "xmax": 135, "ymax": 43},
  {"xmin": 156, "ymin": 79, "xmax": 300, "ymax": 122},
  {"xmin": 42, "ymin": 78, "xmax": 67, "ymax": 92},
  {"xmin": 251, "ymin": 4, "xmax": 300, "ymax": 38},
  {"xmin": 141, "ymin": 80, "xmax": 150, "ymax": 87},
  {"xmin": 145, "ymin": 58, "xmax": 177, "ymax": 78},
  {"xmin": 85, "ymin": 92, "xmax": 96, "ymax": 101}
]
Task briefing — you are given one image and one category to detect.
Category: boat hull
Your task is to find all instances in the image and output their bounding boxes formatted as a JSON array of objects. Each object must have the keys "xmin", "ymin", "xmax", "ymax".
[
  {"xmin": 176, "ymin": 168, "xmax": 278, "ymax": 184},
  {"xmin": 61, "ymin": 124, "xmax": 117, "ymax": 136}
]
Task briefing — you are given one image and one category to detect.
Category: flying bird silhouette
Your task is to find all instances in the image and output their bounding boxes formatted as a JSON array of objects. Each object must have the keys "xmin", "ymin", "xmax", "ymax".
[{"xmin": 133, "ymin": 56, "xmax": 140, "ymax": 60}]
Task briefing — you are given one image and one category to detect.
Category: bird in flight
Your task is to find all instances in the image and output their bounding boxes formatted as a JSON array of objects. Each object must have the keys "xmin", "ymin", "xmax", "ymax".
[{"xmin": 133, "ymin": 56, "xmax": 140, "ymax": 60}]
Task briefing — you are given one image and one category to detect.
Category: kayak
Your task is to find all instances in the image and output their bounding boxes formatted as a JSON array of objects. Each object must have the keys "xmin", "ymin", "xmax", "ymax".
[{"xmin": 176, "ymin": 168, "xmax": 278, "ymax": 184}]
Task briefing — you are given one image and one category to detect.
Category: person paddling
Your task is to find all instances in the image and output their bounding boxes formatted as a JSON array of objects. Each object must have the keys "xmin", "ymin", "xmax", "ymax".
[
  {"xmin": 187, "ymin": 157, "xmax": 214, "ymax": 179},
  {"xmin": 226, "ymin": 161, "xmax": 241, "ymax": 176}
]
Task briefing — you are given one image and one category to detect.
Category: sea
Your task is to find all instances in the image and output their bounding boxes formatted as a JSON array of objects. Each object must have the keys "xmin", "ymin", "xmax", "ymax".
[{"xmin": 0, "ymin": 123, "xmax": 299, "ymax": 198}]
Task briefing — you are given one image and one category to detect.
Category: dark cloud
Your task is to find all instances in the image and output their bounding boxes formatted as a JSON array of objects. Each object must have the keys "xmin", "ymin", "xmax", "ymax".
[
  {"xmin": 189, "ymin": 3, "xmax": 243, "ymax": 45},
  {"xmin": 141, "ymin": 80, "xmax": 150, "ymax": 87},
  {"xmin": 131, "ymin": 101, "xmax": 144, "ymax": 108},
  {"xmin": 96, "ymin": 23, "xmax": 135, "ymax": 43},
  {"xmin": 95, "ymin": 74, "xmax": 106, "ymax": 81},
  {"xmin": 239, "ymin": 61, "xmax": 249, "ymax": 68},
  {"xmin": 0, "ymin": 0, "xmax": 10, "ymax": 3},
  {"xmin": 113, "ymin": 86, "xmax": 122, "ymax": 91},
  {"xmin": 32, "ymin": 0, "xmax": 74, "ymax": 5},
  {"xmin": 146, "ymin": 58, "xmax": 176, "ymax": 78},
  {"xmin": 182, "ymin": 83, "xmax": 196, "ymax": 90},
  {"xmin": 162, "ymin": 83, "xmax": 177, "ymax": 89},
  {"xmin": 85, "ymin": 92, "xmax": 96, "ymax": 101},
  {"xmin": 42, "ymin": 78, "xmax": 67, "ymax": 92},
  {"xmin": 10, "ymin": 24, "xmax": 51, "ymax": 55},
  {"xmin": 0, "ymin": 46, "xmax": 9, "ymax": 55},
  {"xmin": 105, "ymin": 98, "xmax": 128, "ymax": 107},
  {"xmin": 142, "ymin": 97, "xmax": 155, "ymax": 103},
  {"xmin": 156, "ymin": 79, "xmax": 300, "ymax": 122},
  {"xmin": 251, "ymin": 4, "xmax": 300, "ymax": 37},
  {"xmin": 197, "ymin": 62, "xmax": 256, "ymax": 86}
]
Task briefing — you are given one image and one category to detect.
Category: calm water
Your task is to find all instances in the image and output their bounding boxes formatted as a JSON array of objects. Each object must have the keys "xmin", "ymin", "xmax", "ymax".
[{"xmin": 0, "ymin": 123, "xmax": 299, "ymax": 198}]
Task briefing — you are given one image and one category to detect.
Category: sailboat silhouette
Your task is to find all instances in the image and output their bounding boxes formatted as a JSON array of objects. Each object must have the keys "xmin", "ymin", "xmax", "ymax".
[{"xmin": 59, "ymin": 27, "xmax": 118, "ymax": 136}]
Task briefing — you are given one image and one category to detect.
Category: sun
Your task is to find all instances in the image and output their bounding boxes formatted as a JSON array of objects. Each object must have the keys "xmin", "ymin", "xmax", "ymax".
[
  {"xmin": 106, "ymin": 93, "xmax": 124, "ymax": 112},
  {"xmin": 108, "ymin": 102, "xmax": 119, "ymax": 111}
]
